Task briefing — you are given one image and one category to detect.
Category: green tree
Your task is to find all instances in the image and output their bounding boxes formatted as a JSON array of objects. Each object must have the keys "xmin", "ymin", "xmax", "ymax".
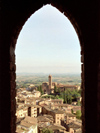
[
  {"xmin": 40, "ymin": 85, "xmax": 42, "ymax": 91},
  {"xmin": 58, "ymin": 87, "xmax": 61, "ymax": 93},
  {"xmin": 71, "ymin": 109, "xmax": 73, "ymax": 114},
  {"xmin": 41, "ymin": 89, "xmax": 44, "ymax": 95},
  {"xmin": 74, "ymin": 93, "xmax": 80, "ymax": 99},
  {"xmin": 78, "ymin": 89, "xmax": 82, "ymax": 95},
  {"xmin": 54, "ymin": 85, "xmax": 57, "ymax": 93},
  {"xmin": 55, "ymin": 95, "xmax": 59, "ymax": 99},
  {"xmin": 40, "ymin": 85, "xmax": 44, "ymax": 95},
  {"xmin": 65, "ymin": 89, "xmax": 72, "ymax": 104},
  {"xmin": 59, "ymin": 92, "xmax": 63, "ymax": 99},
  {"xmin": 64, "ymin": 91, "xmax": 67, "ymax": 103},
  {"xmin": 37, "ymin": 85, "xmax": 44, "ymax": 95},
  {"xmin": 77, "ymin": 100, "xmax": 81, "ymax": 106},
  {"xmin": 76, "ymin": 110, "xmax": 81, "ymax": 119},
  {"xmin": 37, "ymin": 86, "xmax": 40, "ymax": 91},
  {"xmin": 68, "ymin": 97, "xmax": 72, "ymax": 104},
  {"xmin": 42, "ymin": 128, "xmax": 53, "ymax": 133}
]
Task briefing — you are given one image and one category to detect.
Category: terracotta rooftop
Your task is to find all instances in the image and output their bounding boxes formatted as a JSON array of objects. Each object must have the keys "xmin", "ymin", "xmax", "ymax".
[
  {"xmin": 72, "ymin": 106, "xmax": 81, "ymax": 112},
  {"xmin": 52, "ymin": 109, "xmax": 64, "ymax": 114},
  {"xmin": 66, "ymin": 113, "xmax": 76, "ymax": 117},
  {"xmin": 37, "ymin": 115, "xmax": 53, "ymax": 122},
  {"xmin": 43, "ymin": 106, "xmax": 52, "ymax": 111},
  {"xmin": 32, "ymin": 105, "xmax": 41, "ymax": 108},
  {"xmin": 51, "ymin": 99, "xmax": 63, "ymax": 101},
  {"xmin": 20, "ymin": 121, "xmax": 33, "ymax": 128},
  {"xmin": 16, "ymin": 126, "xmax": 25, "ymax": 133},
  {"xmin": 43, "ymin": 106, "xmax": 64, "ymax": 114},
  {"xmin": 67, "ymin": 122, "xmax": 81, "ymax": 130},
  {"xmin": 24, "ymin": 116, "xmax": 37, "ymax": 124},
  {"xmin": 17, "ymin": 106, "xmax": 28, "ymax": 111},
  {"xmin": 47, "ymin": 123, "xmax": 66, "ymax": 131},
  {"xmin": 40, "ymin": 104, "xmax": 48, "ymax": 107},
  {"xmin": 57, "ymin": 85, "xmax": 78, "ymax": 88},
  {"xmin": 16, "ymin": 118, "xmax": 25, "ymax": 124},
  {"xmin": 55, "ymin": 104, "xmax": 68, "ymax": 107},
  {"xmin": 76, "ymin": 129, "xmax": 82, "ymax": 133},
  {"xmin": 39, "ymin": 123, "xmax": 67, "ymax": 131}
]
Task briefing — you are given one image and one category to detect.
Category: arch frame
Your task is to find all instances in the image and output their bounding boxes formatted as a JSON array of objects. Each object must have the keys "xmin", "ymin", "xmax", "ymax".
[{"xmin": 1, "ymin": 0, "xmax": 100, "ymax": 133}]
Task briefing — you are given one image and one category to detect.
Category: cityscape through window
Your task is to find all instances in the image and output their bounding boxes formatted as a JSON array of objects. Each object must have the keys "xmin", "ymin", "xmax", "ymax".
[{"xmin": 15, "ymin": 4, "xmax": 82, "ymax": 133}]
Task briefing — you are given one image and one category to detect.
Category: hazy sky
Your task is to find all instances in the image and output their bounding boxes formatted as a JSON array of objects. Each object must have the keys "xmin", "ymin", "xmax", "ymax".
[{"xmin": 15, "ymin": 4, "xmax": 81, "ymax": 74}]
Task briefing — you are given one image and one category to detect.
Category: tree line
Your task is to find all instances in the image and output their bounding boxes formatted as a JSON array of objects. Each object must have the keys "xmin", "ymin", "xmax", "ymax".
[
  {"xmin": 41, "ymin": 85, "xmax": 81, "ymax": 105},
  {"xmin": 37, "ymin": 85, "xmax": 44, "ymax": 95},
  {"xmin": 54, "ymin": 85, "xmax": 81, "ymax": 104}
]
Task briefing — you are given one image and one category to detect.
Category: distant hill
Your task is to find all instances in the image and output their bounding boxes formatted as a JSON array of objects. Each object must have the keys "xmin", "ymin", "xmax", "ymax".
[{"xmin": 16, "ymin": 73, "xmax": 81, "ymax": 89}]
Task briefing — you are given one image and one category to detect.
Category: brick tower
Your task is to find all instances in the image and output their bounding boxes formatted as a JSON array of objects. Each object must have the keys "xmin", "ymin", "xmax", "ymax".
[{"xmin": 48, "ymin": 75, "xmax": 52, "ymax": 94}]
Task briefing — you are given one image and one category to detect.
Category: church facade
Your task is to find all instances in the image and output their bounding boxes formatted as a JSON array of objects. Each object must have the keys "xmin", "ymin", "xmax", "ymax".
[
  {"xmin": 42, "ymin": 75, "xmax": 80, "ymax": 94},
  {"xmin": 42, "ymin": 75, "xmax": 57, "ymax": 94}
]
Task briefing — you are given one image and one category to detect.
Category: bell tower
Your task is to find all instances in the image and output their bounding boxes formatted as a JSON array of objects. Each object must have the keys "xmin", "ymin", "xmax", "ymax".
[{"xmin": 48, "ymin": 75, "xmax": 52, "ymax": 93}]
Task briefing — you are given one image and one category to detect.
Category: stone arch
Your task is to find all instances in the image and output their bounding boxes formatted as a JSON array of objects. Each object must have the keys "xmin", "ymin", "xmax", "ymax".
[
  {"xmin": 12, "ymin": 3, "xmax": 84, "ymax": 132},
  {"xmin": 1, "ymin": 0, "xmax": 100, "ymax": 133}
]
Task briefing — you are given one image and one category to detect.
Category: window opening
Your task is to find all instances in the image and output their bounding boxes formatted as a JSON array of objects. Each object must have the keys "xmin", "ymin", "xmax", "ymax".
[{"xmin": 15, "ymin": 4, "xmax": 82, "ymax": 133}]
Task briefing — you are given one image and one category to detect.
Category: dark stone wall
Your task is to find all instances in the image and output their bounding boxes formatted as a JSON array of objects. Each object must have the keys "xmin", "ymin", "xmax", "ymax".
[{"xmin": 0, "ymin": 0, "xmax": 100, "ymax": 132}]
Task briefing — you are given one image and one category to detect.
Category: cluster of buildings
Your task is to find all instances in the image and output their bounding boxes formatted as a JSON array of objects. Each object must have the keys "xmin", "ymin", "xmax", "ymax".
[
  {"xmin": 16, "ymin": 86, "xmax": 81, "ymax": 133},
  {"xmin": 42, "ymin": 75, "xmax": 80, "ymax": 94}
]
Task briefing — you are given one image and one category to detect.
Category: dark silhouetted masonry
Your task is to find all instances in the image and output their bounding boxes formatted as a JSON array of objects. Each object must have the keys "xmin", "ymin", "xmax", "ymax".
[{"xmin": 0, "ymin": 0, "xmax": 100, "ymax": 133}]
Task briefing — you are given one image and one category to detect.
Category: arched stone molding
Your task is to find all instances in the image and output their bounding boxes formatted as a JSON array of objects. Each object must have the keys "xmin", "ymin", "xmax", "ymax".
[
  {"xmin": 10, "ymin": 2, "xmax": 84, "ymax": 132},
  {"xmin": 1, "ymin": 0, "xmax": 100, "ymax": 133}
]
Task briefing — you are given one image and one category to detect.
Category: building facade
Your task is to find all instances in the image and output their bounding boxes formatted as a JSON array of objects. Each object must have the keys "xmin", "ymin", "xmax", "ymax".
[{"xmin": 42, "ymin": 75, "xmax": 80, "ymax": 95}]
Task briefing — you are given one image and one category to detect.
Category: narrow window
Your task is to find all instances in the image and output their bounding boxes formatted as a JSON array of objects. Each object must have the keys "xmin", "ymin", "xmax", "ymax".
[{"xmin": 15, "ymin": 4, "xmax": 81, "ymax": 133}]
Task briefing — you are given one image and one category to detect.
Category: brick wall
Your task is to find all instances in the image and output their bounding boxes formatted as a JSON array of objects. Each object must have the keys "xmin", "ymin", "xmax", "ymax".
[{"xmin": 0, "ymin": 0, "xmax": 100, "ymax": 133}]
